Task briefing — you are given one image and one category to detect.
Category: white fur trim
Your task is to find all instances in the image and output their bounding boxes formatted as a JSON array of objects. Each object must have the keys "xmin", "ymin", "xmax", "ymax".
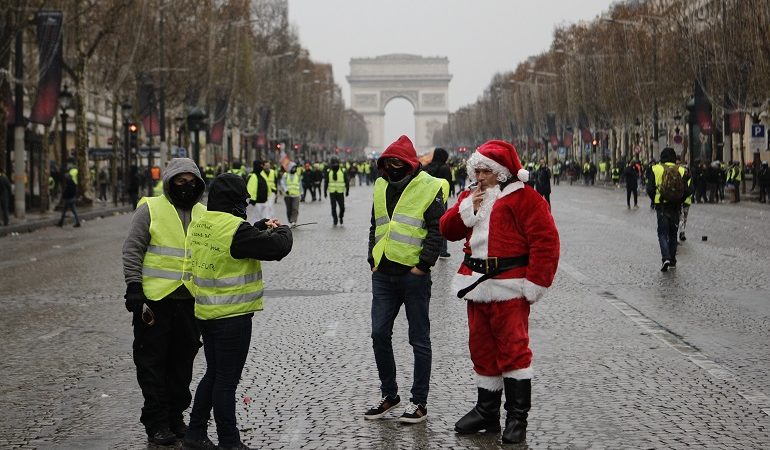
[
  {"xmin": 453, "ymin": 273, "xmax": 526, "ymax": 302},
  {"xmin": 503, "ymin": 367, "xmax": 534, "ymax": 380},
  {"xmin": 518, "ymin": 168, "xmax": 530, "ymax": 183},
  {"xmin": 523, "ymin": 280, "xmax": 548, "ymax": 304},
  {"xmin": 467, "ymin": 152, "xmax": 512, "ymax": 182},
  {"xmin": 499, "ymin": 181, "xmax": 524, "ymax": 198},
  {"xmin": 459, "ymin": 195, "xmax": 477, "ymax": 227},
  {"xmin": 476, "ymin": 374, "xmax": 504, "ymax": 391}
]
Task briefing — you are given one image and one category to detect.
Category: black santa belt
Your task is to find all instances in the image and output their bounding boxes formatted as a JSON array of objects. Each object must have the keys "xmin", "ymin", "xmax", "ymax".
[{"xmin": 458, "ymin": 254, "xmax": 529, "ymax": 298}]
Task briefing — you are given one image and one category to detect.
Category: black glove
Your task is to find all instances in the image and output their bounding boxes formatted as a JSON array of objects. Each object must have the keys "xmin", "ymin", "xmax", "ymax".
[{"xmin": 124, "ymin": 282, "xmax": 146, "ymax": 313}]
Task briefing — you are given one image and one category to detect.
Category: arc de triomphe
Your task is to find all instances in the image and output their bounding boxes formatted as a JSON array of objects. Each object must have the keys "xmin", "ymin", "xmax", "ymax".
[{"xmin": 347, "ymin": 54, "xmax": 452, "ymax": 154}]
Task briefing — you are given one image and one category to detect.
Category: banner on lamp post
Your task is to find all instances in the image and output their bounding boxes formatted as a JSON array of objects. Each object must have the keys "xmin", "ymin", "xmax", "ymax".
[{"xmin": 29, "ymin": 11, "xmax": 63, "ymax": 125}]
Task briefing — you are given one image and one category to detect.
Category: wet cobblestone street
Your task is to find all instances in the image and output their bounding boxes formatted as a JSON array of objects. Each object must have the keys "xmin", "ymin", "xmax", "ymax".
[{"xmin": 1, "ymin": 183, "xmax": 768, "ymax": 449}]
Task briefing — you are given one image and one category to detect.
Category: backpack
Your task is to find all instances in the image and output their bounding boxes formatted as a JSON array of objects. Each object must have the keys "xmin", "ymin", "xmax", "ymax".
[{"xmin": 659, "ymin": 164, "xmax": 684, "ymax": 203}]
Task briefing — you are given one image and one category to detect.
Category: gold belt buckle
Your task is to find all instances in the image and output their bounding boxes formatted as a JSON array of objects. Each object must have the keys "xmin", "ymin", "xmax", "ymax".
[{"xmin": 486, "ymin": 257, "xmax": 498, "ymax": 272}]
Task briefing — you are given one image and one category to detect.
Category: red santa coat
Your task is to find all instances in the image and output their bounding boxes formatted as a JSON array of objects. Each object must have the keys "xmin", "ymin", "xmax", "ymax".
[{"xmin": 440, "ymin": 181, "xmax": 560, "ymax": 303}]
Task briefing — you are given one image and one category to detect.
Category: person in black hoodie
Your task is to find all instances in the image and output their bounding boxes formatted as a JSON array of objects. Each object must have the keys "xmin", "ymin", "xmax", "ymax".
[
  {"xmin": 423, "ymin": 147, "xmax": 453, "ymax": 257},
  {"xmin": 183, "ymin": 174, "xmax": 292, "ymax": 450},
  {"xmin": 58, "ymin": 173, "xmax": 81, "ymax": 227},
  {"xmin": 364, "ymin": 135, "xmax": 444, "ymax": 424},
  {"xmin": 623, "ymin": 161, "xmax": 639, "ymax": 208}
]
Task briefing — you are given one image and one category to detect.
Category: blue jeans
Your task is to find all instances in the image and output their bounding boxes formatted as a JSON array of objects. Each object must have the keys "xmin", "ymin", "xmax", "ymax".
[
  {"xmin": 59, "ymin": 198, "xmax": 80, "ymax": 225},
  {"xmin": 371, "ymin": 270, "xmax": 432, "ymax": 405},
  {"xmin": 656, "ymin": 207, "xmax": 681, "ymax": 263},
  {"xmin": 187, "ymin": 314, "xmax": 252, "ymax": 447}
]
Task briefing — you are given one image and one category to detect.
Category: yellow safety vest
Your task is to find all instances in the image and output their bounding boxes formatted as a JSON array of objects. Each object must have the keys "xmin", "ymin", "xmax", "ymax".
[
  {"xmin": 266, "ymin": 169, "xmax": 277, "ymax": 194},
  {"xmin": 247, "ymin": 173, "xmax": 260, "ymax": 201},
  {"xmin": 372, "ymin": 171, "xmax": 442, "ymax": 267},
  {"xmin": 651, "ymin": 163, "xmax": 686, "ymax": 204},
  {"xmin": 327, "ymin": 169, "xmax": 346, "ymax": 194},
  {"xmin": 439, "ymin": 179, "xmax": 450, "ymax": 204},
  {"xmin": 285, "ymin": 173, "xmax": 300, "ymax": 196},
  {"xmin": 152, "ymin": 180, "xmax": 163, "ymax": 196},
  {"xmin": 69, "ymin": 168, "xmax": 78, "ymax": 185},
  {"xmin": 186, "ymin": 211, "xmax": 263, "ymax": 320},
  {"xmin": 139, "ymin": 195, "xmax": 205, "ymax": 301}
]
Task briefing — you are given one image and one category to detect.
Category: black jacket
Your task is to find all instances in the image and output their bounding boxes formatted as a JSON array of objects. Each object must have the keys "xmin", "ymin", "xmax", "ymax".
[
  {"xmin": 367, "ymin": 169, "xmax": 445, "ymax": 274},
  {"xmin": 207, "ymin": 174, "xmax": 292, "ymax": 261},
  {"xmin": 623, "ymin": 166, "xmax": 638, "ymax": 188}
]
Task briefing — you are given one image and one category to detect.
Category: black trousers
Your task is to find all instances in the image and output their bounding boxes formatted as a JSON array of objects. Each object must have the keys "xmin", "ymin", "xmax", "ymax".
[
  {"xmin": 133, "ymin": 297, "xmax": 201, "ymax": 435},
  {"xmin": 330, "ymin": 192, "xmax": 345, "ymax": 223},
  {"xmin": 626, "ymin": 186, "xmax": 638, "ymax": 206},
  {"xmin": 188, "ymin": 314, "xmax": 252, "ymax": 447}
]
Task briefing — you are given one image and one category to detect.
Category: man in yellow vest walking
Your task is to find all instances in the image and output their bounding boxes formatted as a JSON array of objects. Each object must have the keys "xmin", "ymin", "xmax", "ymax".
[
  {"xmin": 324, "ymin": 157, "xmax": 349, "ymax": 226},
  {"xmin": 646, "ymin": 147, "xmax": 691, "ymax": 272},
  {"xmin": 364, "ymin": 135, "xmax": 445, "ymax": 424},
  {"xmin": 122, "ymin": 158, "xmax": 206, "ymax": 445},
  {"xmin": 280, "ymin": 162, "xmax": 302, "ymax": 226},
  {"xmin": 183, "ymin": 173, "xmax": 292, "ymax": 450}
]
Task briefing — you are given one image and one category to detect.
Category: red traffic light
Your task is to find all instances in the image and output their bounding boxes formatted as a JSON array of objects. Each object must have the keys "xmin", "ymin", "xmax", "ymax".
[
  {"xmin": 128, "ymin": 123, "xmax": 138, "ymax": 133},
  {"xmin": 293, "ymin": 144, "xmax": 299, "ymax": 150},
  {"xmin": 591, "ymin": 139, "xmax": 598, "ymax": 146}
]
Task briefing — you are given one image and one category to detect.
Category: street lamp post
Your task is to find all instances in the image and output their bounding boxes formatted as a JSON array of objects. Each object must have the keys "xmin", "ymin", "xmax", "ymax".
[
  {"xmin": 58, "ymin": 85, "xmax": 73, "ymax": 194},
  {"xmin": 187, "ymin": 107, "xmax": 206, "ymax": 168},
  {"xmin": 121, "ymin": 101, "xmax": 133, "ymax": 205}
]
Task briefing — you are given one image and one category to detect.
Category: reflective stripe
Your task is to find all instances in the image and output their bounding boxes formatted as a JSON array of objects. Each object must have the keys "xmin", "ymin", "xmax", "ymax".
[
  {"xmin": 146, "ymin": 245, "xmax": 186, "ymax": 258},
  {"xmin": 194, "ymin": 272, "xmax": 262, "ymax": 288},
  {"xmin": 392, "ymin": 213, "xmax": 424, "ymax": 228},
  {"xmin": 390, "ymin": 231, "xmax": 423, "ymax": 246},
  {"xmin": 375, "ymin": 216, "xmax": 389, "ymax": 226},
  {"xmin": 197, "ymin": 290, "xmax": 264, "ymax": 306},
  {"xmin": 375, "ymin": 234, "xmax": 385, "ymax": 244},
  {"xmin": 143, "ymin": 267, "xmax": 184, "ymax": 280}
]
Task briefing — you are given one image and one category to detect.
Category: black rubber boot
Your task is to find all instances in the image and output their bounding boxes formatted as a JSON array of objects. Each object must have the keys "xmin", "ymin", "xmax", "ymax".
[
  {"xmin": 454, "ymin": 387, "xmax": 502, "ymax": 434},
  {"xmin": 502, "ymin": 378, "xmax": 531, "ymax": 444}
]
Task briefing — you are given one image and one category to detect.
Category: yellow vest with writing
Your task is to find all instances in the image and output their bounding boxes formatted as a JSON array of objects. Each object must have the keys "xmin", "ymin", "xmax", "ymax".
[
  {"xmin": 186, "ymin": 211, "xmax": 263, "ymax": 320},
  {"xmin": 372, "ymin": 172, "xmax": 442, "ymax": 267},
  {"xmin": 139, "ymin": 195, "xmax": 205, "ymax": 300}
]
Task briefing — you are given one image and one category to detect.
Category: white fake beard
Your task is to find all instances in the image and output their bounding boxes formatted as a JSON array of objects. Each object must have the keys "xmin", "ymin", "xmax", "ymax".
[{"xmin": 475, "ymin": 184, "xmax": 501, "ymax": 222}]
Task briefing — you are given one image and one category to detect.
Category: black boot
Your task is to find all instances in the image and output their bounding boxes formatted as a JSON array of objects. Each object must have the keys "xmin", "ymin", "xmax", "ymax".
[
  {"xmin": 502, "ymin": 378, "xmax": 531, "ymax": 444},
  {"xmin": 455, "ymin": 387, "xmax": 502, "ymax": 433}
]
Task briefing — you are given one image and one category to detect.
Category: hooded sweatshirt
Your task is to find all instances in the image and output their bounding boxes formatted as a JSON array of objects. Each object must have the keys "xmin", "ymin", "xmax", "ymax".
[
  {"xmin": 122, "ymin": 158, "xmax": 205, "ymax": 294},
  {"xmin": 206, "ymin": 174, "xmax": 293, "ymax": 261},
  {"xmin": 423, "ymin": 147, "xmax": 452, "ymax": 187},
  {"xmin": 368, "ymin": 136, "xmax": 445, "ymax": 274}
]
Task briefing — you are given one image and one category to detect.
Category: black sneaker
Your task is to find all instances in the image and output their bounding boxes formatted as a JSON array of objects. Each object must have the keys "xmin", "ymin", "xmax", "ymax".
[
  {"xmin": 181, "ymin": 436, "xmax": 217, "ymax": 450},
  {"xmin": 439, "ymin": 252, "xmax": 451, "ymax": 258},
  {"xmin": 170, "ymin": 420, "xmax": 188, "ymax": 438},
  {"xmin": 669, "ymin": 261, "xmax": 677, "ymax": 269},
  {"xmin": 339, "ymin": 217, "xmax": 343, "ymax": 225},
  {"xmin": 661, "ymin": 260, "xmax": 671, "ymax": 272},
  {"xmin": 364, "ymin": 395, "xmax": 400, "ymax": 420},
  {"xmin": 679, "ymin": 232, "xmax": 686, "ymax": 242},
  {"xmin": 399, "ymin": 402, "xmax": 427, "ymax": 424},
  {"xmin": 147, "ymin": 428, "xmax": 177, "ymax": 445}
]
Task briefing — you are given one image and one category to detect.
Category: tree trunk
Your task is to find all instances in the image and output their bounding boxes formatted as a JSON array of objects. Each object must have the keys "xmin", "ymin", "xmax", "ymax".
[
  {"xmin": 74, "ymin": 76, "xmax": 93, "ymax": 204},
  {"xmin": 111, "ymin": 92, "xmax": 119, "ymax": 206}
]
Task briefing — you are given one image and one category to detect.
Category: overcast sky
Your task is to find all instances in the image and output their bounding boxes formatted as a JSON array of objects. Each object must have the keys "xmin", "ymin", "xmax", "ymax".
[{"xmin": 287, "ymin": 0, "xmax": 614, "ymax": 147}]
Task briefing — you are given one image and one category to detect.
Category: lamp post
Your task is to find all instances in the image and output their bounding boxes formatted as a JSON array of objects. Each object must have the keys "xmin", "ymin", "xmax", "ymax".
[
  {"xmin": 187, "ymin": 107, "xmax": 206, "ymax": 168},
  {"xmin": 174, "ymin": 116, "xmax": 184, "ymax": 149},
  {"xmin": 121, "ymin": 101, "xmax": 133, "ymax": 204},
  {"xmin": 58, "ymin": 85, "xmax": 73, "ymax": 191}
]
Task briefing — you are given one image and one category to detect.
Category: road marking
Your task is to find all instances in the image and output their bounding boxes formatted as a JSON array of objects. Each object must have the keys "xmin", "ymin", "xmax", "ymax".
[
  {"xmin": 324, "ymin": 321, "xmax": 339, "ymax": 337},
  {"xmin": 38, "ymin": 327, "xmax": 68, "ymax": 340},
  {"xmin": 558, "ymin": 262, "xmax": 591, "ymax": 284},
  {"xmin": 560, "ymin": 264, "xmax": 770, "ymax": 417}
]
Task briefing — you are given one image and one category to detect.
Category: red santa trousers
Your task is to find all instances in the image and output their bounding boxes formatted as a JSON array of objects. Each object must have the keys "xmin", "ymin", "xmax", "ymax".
[{"xmin": 467, "ymin": 298, "xmax": 532, "ymax": 378}]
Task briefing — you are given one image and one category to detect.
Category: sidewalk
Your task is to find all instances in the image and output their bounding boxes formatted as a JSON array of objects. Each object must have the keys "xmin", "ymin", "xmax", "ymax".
[{"xmin": 0, "ymin": 200, "xmax": 132, "ymax": 238}]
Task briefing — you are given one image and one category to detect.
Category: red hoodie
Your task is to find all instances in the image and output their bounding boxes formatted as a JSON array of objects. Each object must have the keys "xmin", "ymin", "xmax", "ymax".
[{"xmin": 377, "ymin": 135, "xmax": 421, "ymax": 172}]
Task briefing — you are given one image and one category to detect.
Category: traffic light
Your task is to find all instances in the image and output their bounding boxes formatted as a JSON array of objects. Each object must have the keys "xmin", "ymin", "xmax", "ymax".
[
  {"xmin": 591, "ymin": 134, "xmax": 598, "ymax": 148},
  {"xmin": 293, "ymin": 143, "xmax": 300, "ymax": 151},
  {"xmin": 128, "ymin": 122, "xmax": 138, "ymax": 148}
]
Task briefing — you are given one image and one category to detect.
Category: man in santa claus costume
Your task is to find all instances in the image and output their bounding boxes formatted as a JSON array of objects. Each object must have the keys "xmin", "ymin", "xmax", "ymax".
[{"xmin": 440, "ymin": 140, "xmax": 560, "ymax": 444}]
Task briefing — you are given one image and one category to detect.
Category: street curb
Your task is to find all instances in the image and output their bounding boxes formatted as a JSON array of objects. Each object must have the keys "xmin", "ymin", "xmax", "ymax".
[{"xmin": 0, "ymin": 206, "xmax": 133, "ymax": 238}]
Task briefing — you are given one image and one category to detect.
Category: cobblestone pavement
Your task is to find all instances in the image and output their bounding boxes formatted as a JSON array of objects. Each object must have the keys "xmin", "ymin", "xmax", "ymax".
[{"xmin": 0, "ymin": 182, "xmax": 768, "ymax": 449}]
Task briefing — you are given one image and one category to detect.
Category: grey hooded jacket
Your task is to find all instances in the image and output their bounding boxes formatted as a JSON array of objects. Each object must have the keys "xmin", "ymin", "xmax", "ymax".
[{"xmin": 121, "ymin": 158, "xmax": 205, "ymax": 296}]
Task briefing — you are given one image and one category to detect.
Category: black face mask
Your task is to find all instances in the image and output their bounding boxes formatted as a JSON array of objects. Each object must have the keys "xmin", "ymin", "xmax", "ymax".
[
  {"xmin": 386, "ymin": 167, "xmax": 409, "ymax": 182},
  {"xmin": 169, "ymin": 181, "xmax": 198, "ymax": 208},
  {"xmin": 331, "ymin": 164, "xmax": 339, "ymax": 171}
]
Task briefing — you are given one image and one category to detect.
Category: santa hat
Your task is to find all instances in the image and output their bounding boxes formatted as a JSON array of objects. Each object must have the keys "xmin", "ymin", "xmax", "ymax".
[{"xmin": 467, "ymin": 140, "xmax": 528, "ymax": 183}]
